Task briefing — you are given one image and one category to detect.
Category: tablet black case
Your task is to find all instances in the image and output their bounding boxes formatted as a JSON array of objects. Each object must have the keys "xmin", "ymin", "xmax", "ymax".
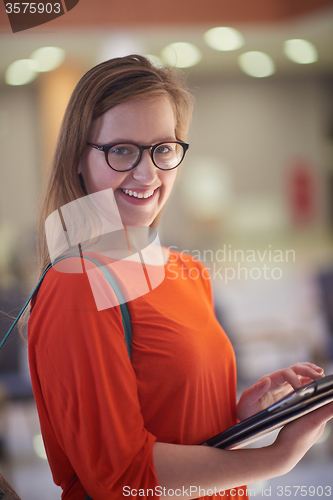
[{"xmin": 201, "ymin": 374, "xmax": 333, "ymax": 450}]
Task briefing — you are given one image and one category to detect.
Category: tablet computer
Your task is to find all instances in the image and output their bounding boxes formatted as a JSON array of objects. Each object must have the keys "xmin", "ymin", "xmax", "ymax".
[{"xmin": 201, "ymin": 374, "xmax": 333, "ymax": 450}]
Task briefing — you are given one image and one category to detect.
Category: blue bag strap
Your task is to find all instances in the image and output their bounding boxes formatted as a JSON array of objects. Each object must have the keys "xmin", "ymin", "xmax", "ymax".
[
  {"xmin": 0, "ymin": 255, "xmax": 132, "ymax": 359},
  {"xmin": 0, "ymin": 263, "xmax": 52, "ymax": 350},
  {"xmin": 77, "ymin": 255, "xmax": 132, "ymax": 359}
]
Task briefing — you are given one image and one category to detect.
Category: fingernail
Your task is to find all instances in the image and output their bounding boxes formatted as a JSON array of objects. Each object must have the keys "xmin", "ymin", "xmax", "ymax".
[{"xmin": 259, "ymin": 377, "xmax": 268, "ymax": 388}]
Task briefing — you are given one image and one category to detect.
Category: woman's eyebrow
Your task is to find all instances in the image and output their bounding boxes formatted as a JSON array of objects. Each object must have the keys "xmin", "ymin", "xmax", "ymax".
[{"xmin": 98, "ymin": 136, "xmax": 178, "ymax": 145}]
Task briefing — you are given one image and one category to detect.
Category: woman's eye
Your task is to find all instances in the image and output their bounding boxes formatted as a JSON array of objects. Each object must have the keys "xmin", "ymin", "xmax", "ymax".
[
  {"xmin": 155, "ymin": 145, "xmax": 172, "ymax": 155},
  {"xmin": 110, "ymin": 145, "xmax": 136, "ymax": 156}
]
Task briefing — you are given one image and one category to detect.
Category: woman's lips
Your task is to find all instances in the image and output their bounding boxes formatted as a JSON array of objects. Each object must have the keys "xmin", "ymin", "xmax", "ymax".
[{"xmin": 117, "ymin": 187, "xmax": 159, "ymax": 204}]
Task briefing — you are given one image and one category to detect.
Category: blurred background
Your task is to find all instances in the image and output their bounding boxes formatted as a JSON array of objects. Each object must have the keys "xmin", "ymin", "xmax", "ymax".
[{"xmin": 1, "ymin": 0, "xmax": 333, "ymax": 497}]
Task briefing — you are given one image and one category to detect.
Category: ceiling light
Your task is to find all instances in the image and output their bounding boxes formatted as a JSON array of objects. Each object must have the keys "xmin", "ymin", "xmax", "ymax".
[
  {"xmin": 238, "ymin": 51, "xmax": 275, "ymax": 78},
  {"xmin": 30, "ymin": 46, "xmax": 66, "ymax": 72},
  {"xmin": 204, "ymin": 27, "xmax": 244, "ymax": 51},
  {"xmin": 161, "ymin": 42, "xmax": 202, "ymax": 68},
  {"xmin": 5, "ymin": 59, "xmax": 38, "ymax": 86},
  {"xmin": 283, "ymin": 39, "xmax": 318, "ymax": 64}
]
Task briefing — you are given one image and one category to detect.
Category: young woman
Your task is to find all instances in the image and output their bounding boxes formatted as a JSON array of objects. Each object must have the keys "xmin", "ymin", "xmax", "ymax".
[{"xmin": 28, "ymin": 55, "xmax": 333, "ymax": 500}]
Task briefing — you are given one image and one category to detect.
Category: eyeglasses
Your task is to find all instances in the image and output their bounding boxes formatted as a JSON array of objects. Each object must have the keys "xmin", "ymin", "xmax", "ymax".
[{"xmin": 86, "ymin": 140, "xmax": 189, "ymax": 172}]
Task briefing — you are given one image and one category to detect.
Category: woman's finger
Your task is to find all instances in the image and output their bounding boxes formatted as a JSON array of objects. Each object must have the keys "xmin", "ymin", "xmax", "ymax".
[{"xmin": 264, "ymin": 363, "xmax": 324, "ymax": 390}]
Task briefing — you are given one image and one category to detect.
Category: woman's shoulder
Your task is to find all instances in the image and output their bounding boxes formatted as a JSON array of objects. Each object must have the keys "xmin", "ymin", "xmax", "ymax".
[
  {"xmin": 33, "ymin": 253, "xmax": 119, "ymax": 299},
  {"xmin": 36, "ymin": 258, "xmax": 93, "ymax": 299},
  {"xmin": 30, "ymin": 254, "xmax": 124, "ymax": 319},
  {"xmin": 28, "ymin": 257, "xmax": 125, "ymax": 346}
]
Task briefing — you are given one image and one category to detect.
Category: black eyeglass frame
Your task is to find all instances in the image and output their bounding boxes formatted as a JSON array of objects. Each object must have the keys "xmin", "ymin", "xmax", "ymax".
[{"xmin": 86, "ymin": 140, "xmax": 189, "ymax": 172}]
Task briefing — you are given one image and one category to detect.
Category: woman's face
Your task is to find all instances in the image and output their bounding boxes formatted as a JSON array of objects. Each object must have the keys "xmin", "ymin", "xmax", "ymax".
[{"xmin": 79, "ymin": 96, "xmax": 178, "ymax": 227}]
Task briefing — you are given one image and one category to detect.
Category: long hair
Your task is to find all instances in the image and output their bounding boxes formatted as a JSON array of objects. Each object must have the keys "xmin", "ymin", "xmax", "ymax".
[{"xmin": 38, "ymin": 55, "xmax": 194, "ymax": 275}]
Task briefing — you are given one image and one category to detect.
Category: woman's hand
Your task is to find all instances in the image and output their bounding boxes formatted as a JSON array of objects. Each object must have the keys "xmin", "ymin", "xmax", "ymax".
[
  {"xmin": 273, "ymin": 401, "xmax": 333, "ymax": 475},
  {"xmin": 236, "ymin": 362, "xmax": 325, "ymax": 422}
]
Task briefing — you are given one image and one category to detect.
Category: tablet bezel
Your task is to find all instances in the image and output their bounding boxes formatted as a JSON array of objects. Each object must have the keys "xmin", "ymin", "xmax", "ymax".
[{"xmin": 201, "ymin": 374, "xmax": 333, "ymax": 450}]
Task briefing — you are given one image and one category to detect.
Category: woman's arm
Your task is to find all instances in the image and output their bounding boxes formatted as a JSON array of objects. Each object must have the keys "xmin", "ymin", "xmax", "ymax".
[{"xmin": 153, "ymin": 401, "xmax": 333, "ymax": 499}]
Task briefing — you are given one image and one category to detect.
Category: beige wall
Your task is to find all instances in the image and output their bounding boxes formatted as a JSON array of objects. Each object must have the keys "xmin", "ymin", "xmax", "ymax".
[{"xmin": 0, "ymin": 84, "xmax": 39, "ymax": 235}]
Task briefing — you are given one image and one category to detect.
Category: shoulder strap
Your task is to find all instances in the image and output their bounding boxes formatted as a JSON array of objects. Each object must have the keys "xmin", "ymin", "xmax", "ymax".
[
  {"xmin": 0, "ymin": 255, "xmax": 132, "ymax": 359},
  {"xmin": 78, "ymin": 255, "xmax": 132, "ymax": 359},
  {"xmin": 0, "ymin": 263, "xmax": 52, "ymax": 350}
]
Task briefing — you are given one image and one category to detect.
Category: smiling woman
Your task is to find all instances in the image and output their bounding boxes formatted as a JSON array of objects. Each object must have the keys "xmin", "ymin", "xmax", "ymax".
[
  {"xmin": 37, "ymin": 55, "xmax": 193, "ymax": 273},
  {"xmin": 27, "ymin": 55, "xmax": 333, "ymax": 500},
  {"xmin": 78, "ymin": 97, "xmax": 180, "ymax": 227}
]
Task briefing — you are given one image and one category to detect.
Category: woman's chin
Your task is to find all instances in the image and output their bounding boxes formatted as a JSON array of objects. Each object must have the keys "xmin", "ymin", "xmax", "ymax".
[{"xmin": 119, "ymin": 214, "xmax": 156, "ymax": 228}]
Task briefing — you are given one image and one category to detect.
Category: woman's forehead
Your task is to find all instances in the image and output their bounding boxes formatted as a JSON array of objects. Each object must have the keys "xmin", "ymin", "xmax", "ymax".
[{"xmin": 90, "ymin": 96, "xmax": 177, "ymax": 142}]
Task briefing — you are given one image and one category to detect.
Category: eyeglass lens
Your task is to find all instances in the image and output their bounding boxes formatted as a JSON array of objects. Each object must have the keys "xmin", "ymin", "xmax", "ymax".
[{"xmin": 107, "ymin": 143, "xmax": 184, "ymax": 171}]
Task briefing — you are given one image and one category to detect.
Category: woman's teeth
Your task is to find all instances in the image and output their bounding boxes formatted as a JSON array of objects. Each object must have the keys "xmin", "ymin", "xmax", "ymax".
[{"xmin": 122, "ymin": 189, "xmax": 155, "ymax": 199}]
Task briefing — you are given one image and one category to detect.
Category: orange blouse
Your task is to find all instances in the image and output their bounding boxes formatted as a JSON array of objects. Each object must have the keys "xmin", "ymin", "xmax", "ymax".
[{"xmin": 28, "ymin": 250, "xmax": 246, "ymax": 499}]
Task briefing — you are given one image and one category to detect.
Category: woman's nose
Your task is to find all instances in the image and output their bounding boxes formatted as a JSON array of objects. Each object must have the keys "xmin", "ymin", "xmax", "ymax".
[{"xmin": 132, "ymin": 150, "xmax": 158, "ymax": 184}]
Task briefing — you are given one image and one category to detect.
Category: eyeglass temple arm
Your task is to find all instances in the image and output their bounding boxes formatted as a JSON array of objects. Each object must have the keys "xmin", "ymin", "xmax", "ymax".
[{"xmin": 86, "ymin": 142, "xmax": 103, "ymax": 151}]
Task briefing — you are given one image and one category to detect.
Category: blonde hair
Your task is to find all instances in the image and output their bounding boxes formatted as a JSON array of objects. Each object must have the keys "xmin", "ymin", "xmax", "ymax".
[{"xmin": 38, "ymin": 55, "xmax": 194, "ymax": 274}]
